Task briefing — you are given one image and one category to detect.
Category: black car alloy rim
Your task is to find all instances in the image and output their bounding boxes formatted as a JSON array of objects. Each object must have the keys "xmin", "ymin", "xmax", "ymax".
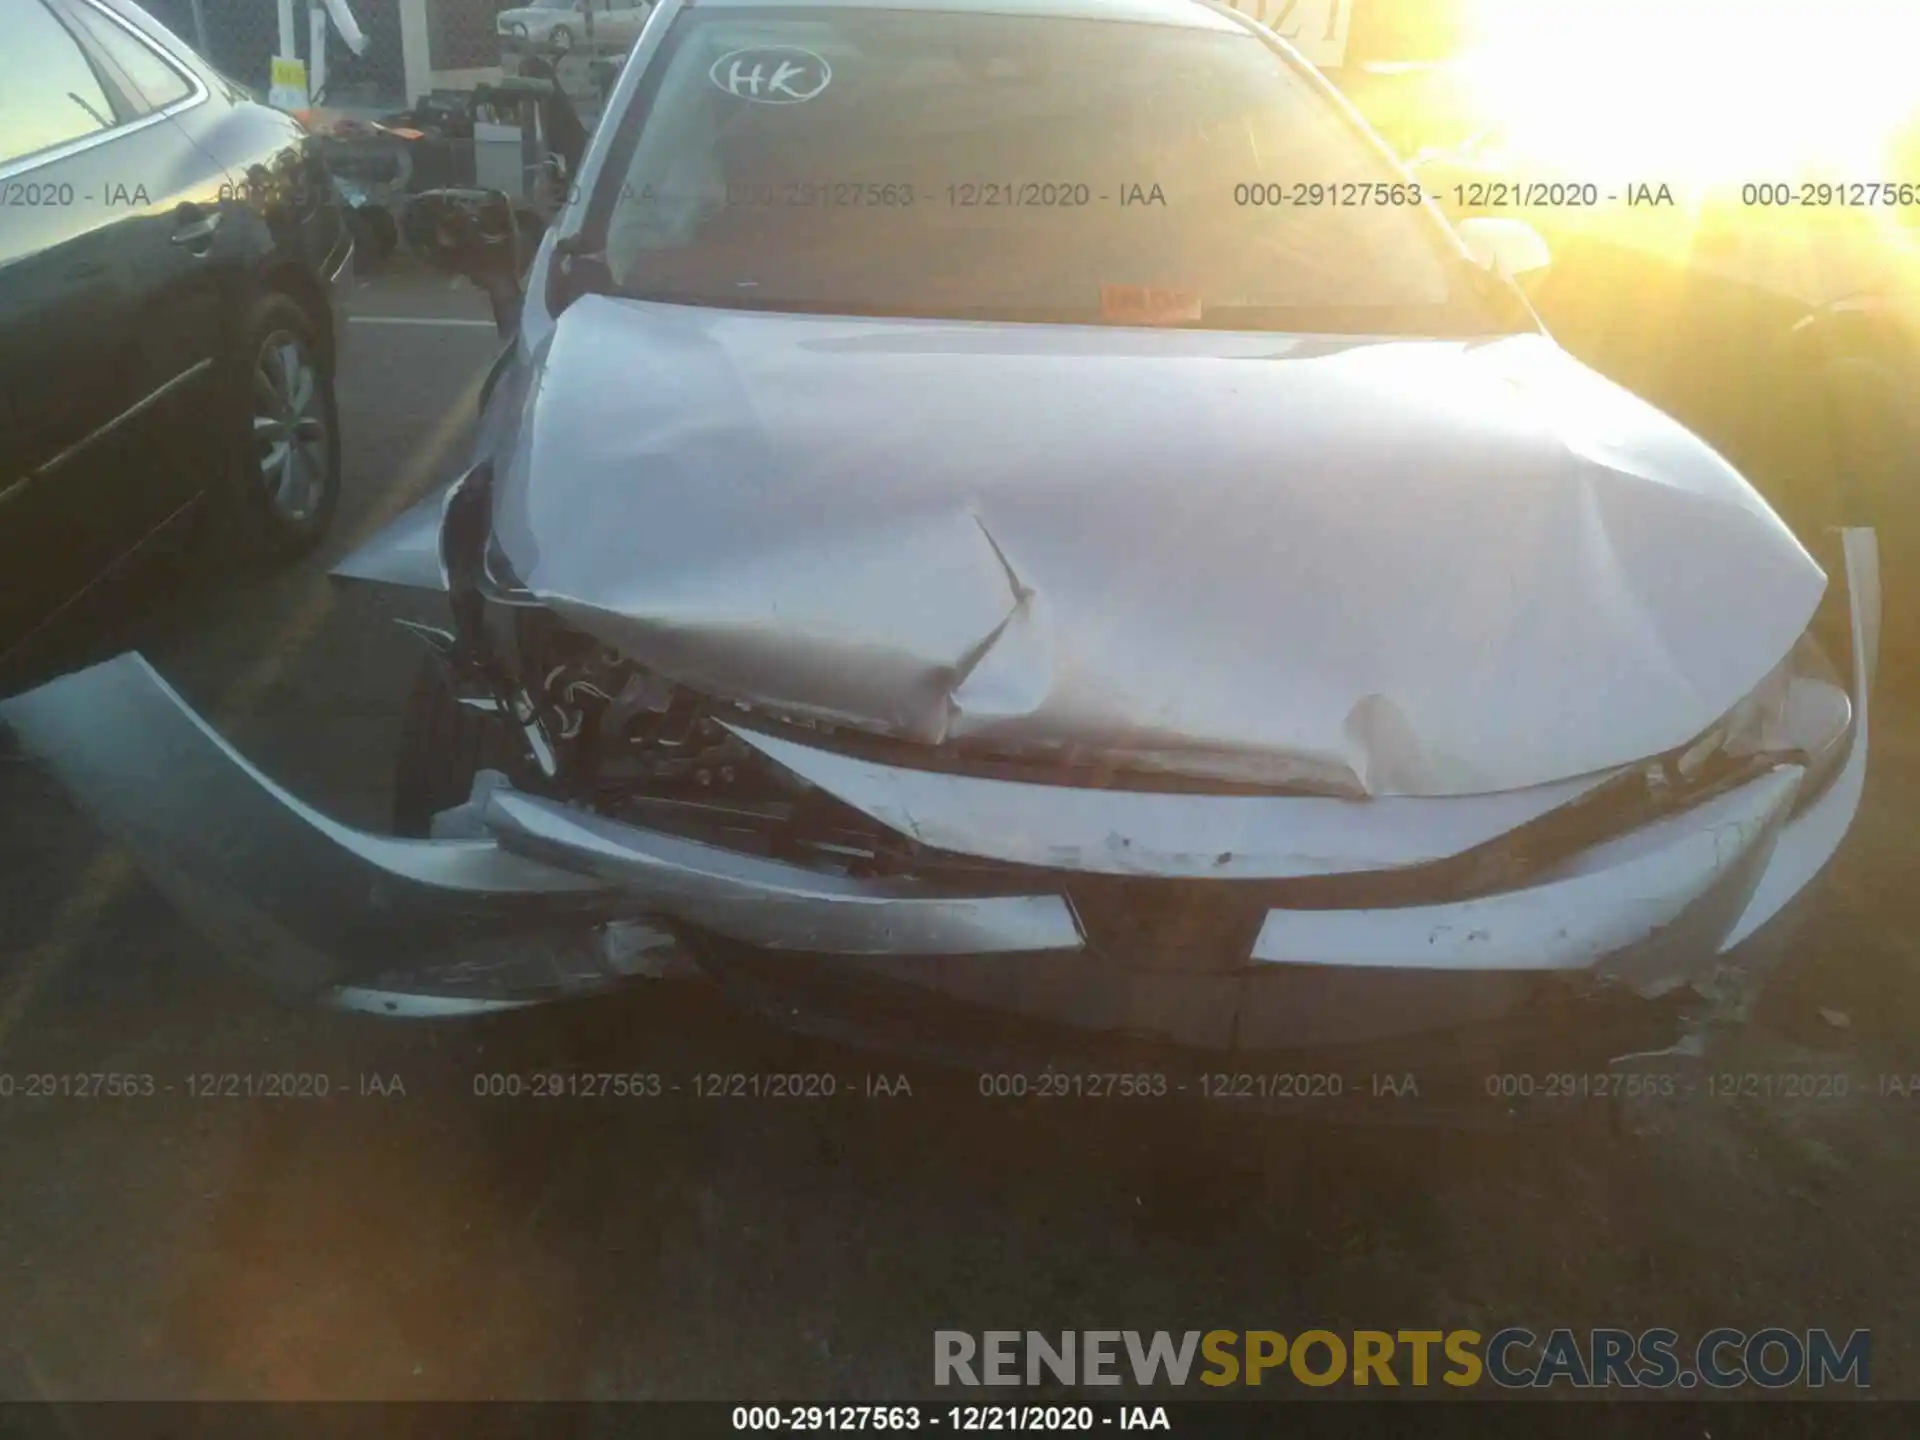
[{"xmin": 252, "ymin": 329, "xmax": 330, "ymax": 523}]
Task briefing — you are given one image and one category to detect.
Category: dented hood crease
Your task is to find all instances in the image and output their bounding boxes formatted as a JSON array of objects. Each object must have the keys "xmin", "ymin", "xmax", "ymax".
[{"xmin": 490, "ymin": 296, "xmax": 1826, "ymax": 798}]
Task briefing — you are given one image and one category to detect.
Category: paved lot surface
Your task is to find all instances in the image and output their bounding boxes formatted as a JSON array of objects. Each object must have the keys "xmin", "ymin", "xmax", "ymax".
[{"xmin": 0, "ymin": 263, "xmax": 1917, "ymax": 1402}]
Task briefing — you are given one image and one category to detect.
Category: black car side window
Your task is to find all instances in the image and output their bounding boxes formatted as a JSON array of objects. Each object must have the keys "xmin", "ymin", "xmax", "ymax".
[
  {"xmin": 65, "ymin": 0, "xmax": 195, "ymax": 114},
  {"xmin": 0, "ymin": 0, "xmax": 117, "ymax": 169}
]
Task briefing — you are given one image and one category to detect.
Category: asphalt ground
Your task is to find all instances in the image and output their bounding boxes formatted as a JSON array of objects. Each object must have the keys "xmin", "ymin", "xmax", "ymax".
[{"xmin": 0, "ymin": 262, "xmax": 1916, "ymax": 1402}]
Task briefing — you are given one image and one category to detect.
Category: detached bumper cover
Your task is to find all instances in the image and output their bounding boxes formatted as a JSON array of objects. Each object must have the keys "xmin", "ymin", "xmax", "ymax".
[
  {"xmin": 0, "ymin": 660, "xmax": 607, "ymax": 996},
  {"xmin": 0, "ymin": 532, "xmax": 1879, "ymax": 1030}
]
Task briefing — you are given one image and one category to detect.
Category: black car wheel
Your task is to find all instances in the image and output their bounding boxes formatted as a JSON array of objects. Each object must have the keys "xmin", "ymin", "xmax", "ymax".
[
  {"xmin": 549, "ymin": 24, "xmax": 573, "ymax": 51},
  {"xmin": 214, "ymin": 292, "xmax": 341, "ymax": 560}
]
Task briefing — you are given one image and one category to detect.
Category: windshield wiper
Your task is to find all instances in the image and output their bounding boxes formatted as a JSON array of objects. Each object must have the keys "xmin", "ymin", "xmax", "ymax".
[
  {"xmin": 594, "ymin": 283, "xmax": 1534, "ymax": 337},
  {"xmin": 604, "ymin": 291, "xmax": 1103, "ymax": 323}
]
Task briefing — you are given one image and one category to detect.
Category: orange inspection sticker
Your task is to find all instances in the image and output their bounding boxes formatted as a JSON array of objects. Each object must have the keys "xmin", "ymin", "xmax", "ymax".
[{"xmin": 1099, "ymin": 284, "xmax": 1203, "ymax": 325}]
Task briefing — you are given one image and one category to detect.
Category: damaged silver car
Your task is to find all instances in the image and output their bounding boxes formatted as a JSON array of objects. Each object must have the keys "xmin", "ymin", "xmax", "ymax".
[{"xmin": 2, "ymin": 0, "xmax": 1883, "ymax": 1074}]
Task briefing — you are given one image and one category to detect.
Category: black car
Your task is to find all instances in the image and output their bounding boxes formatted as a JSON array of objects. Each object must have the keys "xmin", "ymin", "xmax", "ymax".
[{"xmin": 0, "ymin": 0, "xmax": 350, "ymax": 685}]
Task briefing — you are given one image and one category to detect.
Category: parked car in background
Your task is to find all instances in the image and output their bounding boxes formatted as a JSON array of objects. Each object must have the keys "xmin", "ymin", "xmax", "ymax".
[
  {"xmin": 0, "ymin": 0, "xmax": 352, "ymax": 691},
  {"xmin": 498, "ymin": 0, "xmax": 653, "ymax": 58},
  {"xmin": 2, "ymin": 0, "xmax": 1881, "ymax": 1081}
]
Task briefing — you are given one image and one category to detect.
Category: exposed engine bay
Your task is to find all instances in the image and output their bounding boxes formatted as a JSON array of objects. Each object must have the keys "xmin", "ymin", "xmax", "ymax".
[
  {"xmin": 428, "ymin": 459, "xmax": 1860, "ymax": 918},
  {"xmin": 426, "ymin": 461, "xmax": 939, "ymax": 879}
]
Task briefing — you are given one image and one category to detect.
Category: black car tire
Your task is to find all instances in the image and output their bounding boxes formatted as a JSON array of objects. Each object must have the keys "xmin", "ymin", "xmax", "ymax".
[
  {"xmin": 549, "ymin": 24, "xmax": 572, "ymax": 51},
  {"xmin": 213, "ymin": 291, "xmax": 342, "ymax": 561},
  {"xmin": 393, "ymin": 652, "xmax": 529, "ymax": 836}
]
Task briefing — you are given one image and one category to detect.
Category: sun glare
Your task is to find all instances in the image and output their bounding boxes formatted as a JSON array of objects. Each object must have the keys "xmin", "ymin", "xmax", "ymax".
[{"xmin": 1456, "ymin": 0, "xmax": 1920, "ymax": 185}]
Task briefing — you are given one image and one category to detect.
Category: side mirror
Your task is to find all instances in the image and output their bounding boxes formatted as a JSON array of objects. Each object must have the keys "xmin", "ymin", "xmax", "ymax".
[
  {"xmin": 403, "ymin": 188, "xmax": 525, "ymax": 337},
  {"xmin": 1455, "ymin": 216, "xmax": 1552, "ymax": 281}
]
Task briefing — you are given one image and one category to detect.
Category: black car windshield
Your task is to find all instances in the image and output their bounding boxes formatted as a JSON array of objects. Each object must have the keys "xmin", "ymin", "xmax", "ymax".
[{"xmin": 594, "ymin": 7, "xmax": 1501, "ymax": 332}]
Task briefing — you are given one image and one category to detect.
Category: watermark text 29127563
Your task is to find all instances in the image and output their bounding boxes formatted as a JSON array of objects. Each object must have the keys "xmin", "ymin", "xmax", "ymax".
[
  {"xmin": 0, "ymin": 1072, "xmax": 409, "ymax": 1099},
  {"xmin": 1, "ymin": 1072, "xmax": 157, "ymax": 1099},
  {"xmin": 1741, "ymin": 181, "xmax": 1920, "ymax": 208},
  {"xmin": 1233, "ymin": 180, "xmax": 1423, "ymax": 207}
]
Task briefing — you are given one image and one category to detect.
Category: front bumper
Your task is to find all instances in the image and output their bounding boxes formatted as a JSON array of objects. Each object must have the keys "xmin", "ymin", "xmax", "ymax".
[{"xmin": 0, "ymin": 531, "xmax": 1880, "ymax": 1050}]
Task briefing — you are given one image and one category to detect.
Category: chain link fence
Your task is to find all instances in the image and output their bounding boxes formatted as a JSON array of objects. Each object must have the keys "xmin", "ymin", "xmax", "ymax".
[
  {"xmin": 142, "ymin": 0, "xmax": 408, "ymax": 104},
  {"xmin": 132, "ymin": 0, "xmax": 1466, "ymax": 116},
  {"xmin": 440, "ymin": 0, "xmax": 635, "ymax": 111},
  {"xmin": 426, "ymin": 0, "xmax": 515, "ymax": 73}
]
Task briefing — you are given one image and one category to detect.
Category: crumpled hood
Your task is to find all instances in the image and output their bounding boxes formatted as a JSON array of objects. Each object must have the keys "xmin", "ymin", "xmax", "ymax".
[{"xmin": 490, "ymin": 295, "xmax": 1825, "ymax": 797}]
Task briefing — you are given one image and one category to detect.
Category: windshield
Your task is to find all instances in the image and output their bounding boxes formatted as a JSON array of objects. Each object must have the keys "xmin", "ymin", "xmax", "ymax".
[{"xmin": 593, "ymin": 7, "xmax": 1490, "ymax": 332}]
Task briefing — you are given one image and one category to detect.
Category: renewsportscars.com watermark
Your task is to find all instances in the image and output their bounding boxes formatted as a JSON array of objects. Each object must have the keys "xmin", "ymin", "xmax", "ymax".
[{"xmin": 934, "ymin": 1328, "xmax": 1871, "ymax": 1390}]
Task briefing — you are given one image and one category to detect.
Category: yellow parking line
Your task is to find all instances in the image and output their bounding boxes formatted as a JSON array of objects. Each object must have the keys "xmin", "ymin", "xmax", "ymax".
[{"xmin": 0, "ymin": 366, "xmax": 489, "ymax": 1058}]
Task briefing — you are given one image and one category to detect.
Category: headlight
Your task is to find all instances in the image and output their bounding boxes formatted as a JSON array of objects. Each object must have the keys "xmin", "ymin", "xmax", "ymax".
[{"xmin": 1691, "ymin": 627, "xmax": 1852, "ymax": 780}]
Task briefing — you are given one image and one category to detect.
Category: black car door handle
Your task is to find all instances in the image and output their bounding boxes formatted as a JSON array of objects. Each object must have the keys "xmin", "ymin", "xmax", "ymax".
[{"xmin": 171, "ymin": 206, "xmax": 221, "ymax": 252}]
